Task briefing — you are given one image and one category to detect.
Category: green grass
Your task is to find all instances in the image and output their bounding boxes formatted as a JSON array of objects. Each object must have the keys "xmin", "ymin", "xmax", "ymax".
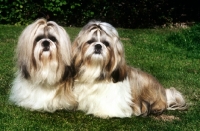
[{"xmin": 0, "ymin": 24, "xmax": 200, "ymax": 131}]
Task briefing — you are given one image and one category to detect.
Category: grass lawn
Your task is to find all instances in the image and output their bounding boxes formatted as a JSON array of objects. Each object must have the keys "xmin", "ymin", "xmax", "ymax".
[{"xmin": 0, "ymin": 24, "xmax": 199, "ymax": 131}]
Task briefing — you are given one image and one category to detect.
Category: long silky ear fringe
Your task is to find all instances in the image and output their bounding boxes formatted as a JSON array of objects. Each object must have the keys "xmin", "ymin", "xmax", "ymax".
[
  {"xmin": 62, "ymin": 65, "xmax": 76, "ymax": 81},
  {"xmin": 21, "ymin": 64, "xmax": 30, "ymax": 79},
  {"xmin": 111, "ymin": 66, "xmax": 127, "ymax": 83},
  {"xmin": 166, "ymin": 87, "xmax": 187, "ymax": 110},
  {"xmin": 72, "ymin": 37, "xmax": 83, "ymax": 73}
]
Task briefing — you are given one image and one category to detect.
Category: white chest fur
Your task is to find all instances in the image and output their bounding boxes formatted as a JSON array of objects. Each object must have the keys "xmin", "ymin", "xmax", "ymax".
[
  {"xmin": 9, "ymin": 75, "xmax": 71, "ymax": 112},
  {"xmin": 74, "ymin": 78, "xmax": 133, "ymax": 118}
]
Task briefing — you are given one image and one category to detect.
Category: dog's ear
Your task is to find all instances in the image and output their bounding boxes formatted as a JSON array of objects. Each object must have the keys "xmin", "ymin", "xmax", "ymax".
[
  {"xmin": 111, "ymin": 65, "xmax": 127, "ymax": 83},
  {"xmin": 72, "ymin": 37, "xmax": 83, "ymax": 71},
  {"xmin": 110, "ymin": 37, "xmax": 128, "ymax": 83},
  {"xmin": 16, "ymin": 19, "xmax": 47, "ymax": 80},
  {"xmin": 21, "ymin": 65, "xmax": 30, "ymax": 79},
  {"xmin": 62, "ymin": 65, "xmax": 75, "ymax": 81}
]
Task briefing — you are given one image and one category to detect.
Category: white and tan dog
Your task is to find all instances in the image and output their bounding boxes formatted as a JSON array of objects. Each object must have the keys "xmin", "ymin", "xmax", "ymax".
[
  {"xmin": 72, "ymin": 20, "xmax": 187, "ymax": 118},
  {"xmin": 9, "ymin": 18, "xmax": 77, "ymax": 112}
]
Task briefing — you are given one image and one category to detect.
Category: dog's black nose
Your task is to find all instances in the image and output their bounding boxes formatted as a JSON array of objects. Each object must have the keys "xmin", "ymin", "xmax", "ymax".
[
  {"xmin": 94, "ymin": 44, "xmax": 102, "ymax": 54},
  {"xmin": 42, "ymin": 41, "xmax": 50, "ymax": 51},
  {"xmin": 95, "ymin": 44, "xmax": 102, "ymax": 49}
]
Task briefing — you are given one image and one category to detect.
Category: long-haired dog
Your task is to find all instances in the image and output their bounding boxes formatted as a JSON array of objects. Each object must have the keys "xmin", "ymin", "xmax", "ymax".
[
  {"xmin": 72, "ymin": 20, "xmax": 187, "ymax": 118},
  {"xmin": 9, "ymin": 19, "xmax": 77, "ymax": 112}
]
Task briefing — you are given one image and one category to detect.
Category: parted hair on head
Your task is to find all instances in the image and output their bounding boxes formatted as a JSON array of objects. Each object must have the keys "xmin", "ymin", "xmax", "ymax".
[{"xmin": 72, "ymin": 20, "xmax": 127, "ymax": 83}]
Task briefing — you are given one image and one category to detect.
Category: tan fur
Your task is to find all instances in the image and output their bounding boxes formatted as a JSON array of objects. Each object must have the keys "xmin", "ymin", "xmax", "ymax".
[
  {"xmin": 72, "ymin": 20, "xmax": 187, "ymax": 118},
  {"xmin": 10, "ymin": 18, "xmax": 77, "ymax": 112},
  {"xmin": 127, "ymin": 67, "xmax": 167, "ymax": 116}
]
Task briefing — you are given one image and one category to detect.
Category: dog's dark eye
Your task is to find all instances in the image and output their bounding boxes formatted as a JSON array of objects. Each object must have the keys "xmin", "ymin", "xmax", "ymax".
[
  {"xmin": 49, "ymin": 36, "xmax": 57, "ymax": 42},
  {"xmin": 102, "ymin": 41, "xmax": 109, "ymax": 47},
  {"xmin": 35, "ymin": 36, "xmax": 43, "ymax": 42},
  {"xmin": 87, "ymin": 39, "xmax": 95, "ymax": 44}
]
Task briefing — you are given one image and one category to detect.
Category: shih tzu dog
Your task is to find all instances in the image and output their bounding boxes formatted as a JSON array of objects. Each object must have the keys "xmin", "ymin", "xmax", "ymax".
[
  {"xmin": 9, "ymin": 18, "xmax": 77, "ymax": 112},
  {"xmin": 72, "ymin": 20, "xmax": 187, "ymax": 118}
]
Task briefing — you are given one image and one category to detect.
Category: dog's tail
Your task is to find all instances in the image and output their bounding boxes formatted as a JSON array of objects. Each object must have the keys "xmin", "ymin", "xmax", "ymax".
[{"xmin": 165, "ymin": 87, "xmax": 187, "ymax": 110}]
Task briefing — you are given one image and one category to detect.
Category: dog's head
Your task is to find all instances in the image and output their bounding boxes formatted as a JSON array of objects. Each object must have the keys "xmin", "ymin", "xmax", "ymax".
[
  {"xmin": 16, "ymin": 18, "xmax": 73, "ymax": 85},
  {"xmin": 73, "ymin": 20, "xmax": 127, "ymax": 83}
]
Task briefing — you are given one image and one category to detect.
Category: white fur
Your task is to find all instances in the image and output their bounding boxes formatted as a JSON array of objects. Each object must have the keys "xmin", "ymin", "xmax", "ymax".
[
  {"xmin": 72, "ymin": 20, "xmax": 187, "ymax": 118},
  {"xmin": 166, "ymin": 87, "xmax": 186, "ymax": 110},
  {"xmin": 9, "ymin": 19, "xmax": 77, "ymax": 112},
  {"xmin": 74, "ymin": 78, "xmax": 133, "ymax": 118},
  {"xmin": 10, "ymin": 75, "xmax": 72, "ymax": 112}
]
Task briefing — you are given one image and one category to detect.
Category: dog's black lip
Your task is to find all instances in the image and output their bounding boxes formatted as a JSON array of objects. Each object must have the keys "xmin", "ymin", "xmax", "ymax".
[
  {"xmin": 94, "ymin": 49, "xmax": 101, "ymax": 54},
  {"xmin": 43, "ymin": 47, "xmax": 50, "ymax": 51}
]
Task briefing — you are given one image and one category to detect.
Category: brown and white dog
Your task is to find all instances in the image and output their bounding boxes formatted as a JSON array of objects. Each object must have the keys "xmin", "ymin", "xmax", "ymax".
[
  {"xmin": 9, "ymin": 19, "xmax": 77, "ymax": 112},
  {"xmin": 72, "ymin": 20, "xmax": 187, "ymax": 118}
]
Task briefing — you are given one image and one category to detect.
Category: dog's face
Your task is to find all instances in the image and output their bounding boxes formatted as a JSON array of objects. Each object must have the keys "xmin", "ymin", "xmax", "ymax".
[
  {"xmin": 17, "ymin": 19, "xmax": 72, "ymax": 85},
  {"xmin": 73, "ymin": 20, "xmax": 127, "ymax": 83}
]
